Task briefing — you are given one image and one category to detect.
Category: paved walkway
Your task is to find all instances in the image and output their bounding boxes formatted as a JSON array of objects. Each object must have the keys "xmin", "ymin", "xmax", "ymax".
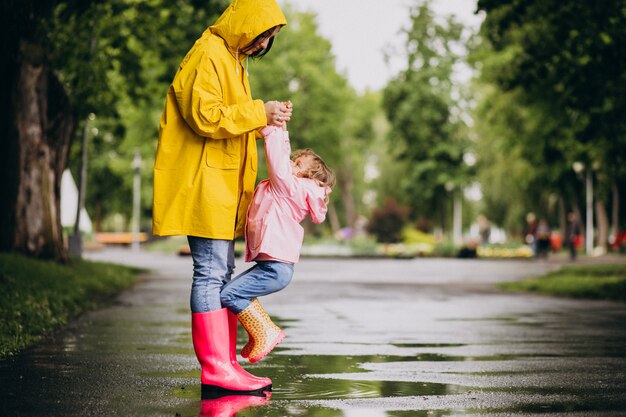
[{"xmin": 1, "ymin": 249, "xmax": 625, "ymax": 416}]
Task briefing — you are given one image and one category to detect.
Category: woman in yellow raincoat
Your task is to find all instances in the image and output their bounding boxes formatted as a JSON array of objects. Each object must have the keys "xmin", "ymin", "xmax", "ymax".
[{"xmin": 152, "ymin": 0, "xmax": 291, "ymax": 396}]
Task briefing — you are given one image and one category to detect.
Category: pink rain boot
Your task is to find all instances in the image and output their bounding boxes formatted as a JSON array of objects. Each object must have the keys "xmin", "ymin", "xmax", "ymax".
[{"xmin": 192, "ymin": 308, "xmax": 271, "ymax": 396}]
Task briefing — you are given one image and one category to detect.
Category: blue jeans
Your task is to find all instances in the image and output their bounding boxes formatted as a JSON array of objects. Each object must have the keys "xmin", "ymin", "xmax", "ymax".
[
  {"xmin": 220, "ymin": 261, "xmax": 294, "ymax": 314},
  {"xmin": 188, "ymin": 236, "xmax": 235, "ymax": 313}
]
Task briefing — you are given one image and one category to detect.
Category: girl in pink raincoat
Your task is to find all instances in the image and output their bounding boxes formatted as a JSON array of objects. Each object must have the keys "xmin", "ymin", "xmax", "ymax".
[{"xmin": 220, "ymin": 123, "xmax": 335, "ymax": 364}]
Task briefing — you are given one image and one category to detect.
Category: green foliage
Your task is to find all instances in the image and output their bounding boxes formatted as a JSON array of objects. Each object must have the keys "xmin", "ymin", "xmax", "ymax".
[
  {"xmin": 346, "ymin": 237, "xmax": 381, "ymax": 257},
  {"xmin": 431, "ymin": 240, "xmax": 459, "ymax": 258},
  {"xmin": 478, "ymin": 0, "xmax": 626, "ymax": 134},
  {"xmin": 382, "ymin": 2, "xmax": 474, "ymax": 224},
  {"xmin": 0, "ymin": 252, "xmax": 142, "ymax": 357},
  {"xmin": 49, "ymin": 0, "xmax": 224, "ymax": 118},
  {"xmin": 474, "ymin": 0, "xmax": 626, "ymax": 233},
  {"xmin": 471, "ymin": 84, "xmax": 577, "ymax": 231},
  {"xmin": 476, "ymin": 242, "xmax": 533, "ymax": 258},
  {"xmin": 500, "ymin": 263, "xmax": 626, "ymax": 301}
]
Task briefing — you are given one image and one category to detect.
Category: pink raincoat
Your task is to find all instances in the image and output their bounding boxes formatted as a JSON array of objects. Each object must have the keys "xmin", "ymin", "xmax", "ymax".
[{"xmin": 245, "ymin": 126, "xmax": 330, "ymax": 263}]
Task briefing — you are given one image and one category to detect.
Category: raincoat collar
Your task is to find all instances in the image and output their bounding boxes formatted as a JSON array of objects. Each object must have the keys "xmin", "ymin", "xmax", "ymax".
[{"xmin": 210, "ymin": 0, "xmax": 287, "ymax": 53}]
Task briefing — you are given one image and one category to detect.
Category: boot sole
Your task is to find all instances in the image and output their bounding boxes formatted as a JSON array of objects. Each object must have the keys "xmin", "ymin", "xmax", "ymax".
[
  {"xmin": 249, "ymin": 331, "xmax": 285, "ymax": 364},
  {"xmin": 201, "ymin": 383, "xmax": 272, "ymax": 399}
]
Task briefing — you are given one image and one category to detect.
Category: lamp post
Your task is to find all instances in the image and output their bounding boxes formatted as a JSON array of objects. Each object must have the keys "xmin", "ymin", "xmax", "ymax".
[
  {"xmin": 131, "ymin": 150, "xmax": 142, "ymax": 251},
  {"xmin": 446, "ymin": 182, "xmax": 462, "ymax": 245},
  {"xmin": 573, "ymin": 161, "xmax": 593, "ymax": 255},
  {"xmin": 69, "ymin": 113, "xmax": 96, "ymax": 258},
  {"xmin": 453, "ymin": 191, "xmax": 462, "ymax": 245}
]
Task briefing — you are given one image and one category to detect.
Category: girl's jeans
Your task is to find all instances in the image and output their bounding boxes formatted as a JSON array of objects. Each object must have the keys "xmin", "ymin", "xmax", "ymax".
[
  {"xmin": 220, "ymin": 261, "xmax": 294, "ymax": 314},
  {"xmin": 188, "ymin": 236, "xmax": 235, "ymax": 313}
]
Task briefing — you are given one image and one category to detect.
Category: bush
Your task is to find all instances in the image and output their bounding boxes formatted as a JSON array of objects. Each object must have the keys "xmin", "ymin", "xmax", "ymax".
[
  {"xmin": 432, "ymin": 240, "xmax": 458, "ymax": 258},
  {"xmin": 402, "ymin": 227, "xmax": 436, "ymax": 245},
  {"xmin": 367, "ymin": 197, "xmax": 409, "ymax": 244}
]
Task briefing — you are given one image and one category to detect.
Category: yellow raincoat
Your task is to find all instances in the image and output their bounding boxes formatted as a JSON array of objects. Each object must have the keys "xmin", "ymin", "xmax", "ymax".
[{"xmin": 153, "ymin": 0, "xmax": 287, "ymax": 239}]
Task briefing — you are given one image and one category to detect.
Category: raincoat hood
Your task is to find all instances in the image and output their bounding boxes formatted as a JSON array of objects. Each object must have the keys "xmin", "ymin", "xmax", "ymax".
[{"xmin": 210, "ymin": 0, "xmax": 287, "ymax": 52}]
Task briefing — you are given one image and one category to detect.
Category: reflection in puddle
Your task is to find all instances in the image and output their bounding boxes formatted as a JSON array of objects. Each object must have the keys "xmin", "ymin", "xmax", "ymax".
[
  {"xmin": 388, "ymin": 412, "xmax": 462, "ymax": 417},
  {"xmin": 196, "ymin": 392, "xmax": 271, "ymax": 417},
  {"xmin": 264, "ymin": 354, "xmax": 468, "ymax": 400},
  {"xmin": 391, "ymin": 343, "xmax": 466, "ymax": 349}
]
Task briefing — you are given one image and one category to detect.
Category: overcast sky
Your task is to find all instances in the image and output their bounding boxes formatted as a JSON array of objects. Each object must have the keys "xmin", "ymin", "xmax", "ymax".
[{"xmin": 279, "ymin": 0, "xmax": 485, "ymax": 93}]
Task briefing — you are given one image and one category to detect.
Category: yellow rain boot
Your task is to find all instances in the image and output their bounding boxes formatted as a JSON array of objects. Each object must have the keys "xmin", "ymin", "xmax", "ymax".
[
  {"xmin": 237, "ymin": 299, "xmax": 285, "ymax": 364},
  {"xmin": 239, "ymin": 299, "xmax": 257, "ymax": 359}
]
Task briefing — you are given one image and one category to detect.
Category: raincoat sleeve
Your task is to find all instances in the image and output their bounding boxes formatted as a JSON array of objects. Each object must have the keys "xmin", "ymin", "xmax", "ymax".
[
  {"xmin": 260, "ymin": 126, "xmax": 297, "ymax": 197},
  {"xmin": 175, "ymin": 52, "xmax": 267, "ymax": 139}
]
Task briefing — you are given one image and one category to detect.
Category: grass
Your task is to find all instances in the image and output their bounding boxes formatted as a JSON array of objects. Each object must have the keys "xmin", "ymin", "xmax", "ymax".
[
  {"xmin": 0, "ymin": 252, "xmax": 143, "ymax": 357},
  {"xmin": 499, "ymin": 264, "xmax": 626, "ymax": 302}
]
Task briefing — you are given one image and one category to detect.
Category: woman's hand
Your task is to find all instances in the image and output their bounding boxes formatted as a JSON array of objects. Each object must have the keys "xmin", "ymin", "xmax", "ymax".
[{"xmin": 265, "ymin": 100, "xmax": 293, "ymax": 127}]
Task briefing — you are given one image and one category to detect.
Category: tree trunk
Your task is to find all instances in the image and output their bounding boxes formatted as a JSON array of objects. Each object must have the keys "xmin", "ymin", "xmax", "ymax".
[
  {"xmin": 572, "ymin": 203, "xmax": 584, "ymax": 245},
  {"xmin": 338, "ymin": 157, "xmax": 357, "ymax": 229},
  {"xmin": 327, "ymin": 201, "xmax": 341, "ymax": 235},
  {"xmin": 558, "ymin": 195, "xmax": 566, "ymax": 240},
  {"xmin": 572, "ymin": 201, "xmax": 587, "ymax": 236},
  {"xmin": 612, "ymin": 180, "xmax": 620, "ymax": 235},
  {"xmin": 95, "ymin": 202, "xmax": 102, "ymax": 233},
  {"xmin": 3, "ymin": 45, "xmax": 74, "ymax": 261},
  {"xmin": 595, "ymin": 199, "xmax": 609, "ymax": 253}
]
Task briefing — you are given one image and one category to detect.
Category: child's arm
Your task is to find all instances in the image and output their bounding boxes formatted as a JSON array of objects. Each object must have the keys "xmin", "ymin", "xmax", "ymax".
[
  {"xmin": 259, "ymin": 126, "xmax": 297, "ymax": 196},
  {"xmin": 306, "ymin": 184, "xmax": 330, "ymax": 224}
]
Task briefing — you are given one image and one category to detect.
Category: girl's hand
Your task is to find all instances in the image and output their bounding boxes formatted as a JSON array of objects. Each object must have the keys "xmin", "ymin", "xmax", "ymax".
[{"xmin": 265, "ymin": 100, "xmax": 293, "ymax": 126}]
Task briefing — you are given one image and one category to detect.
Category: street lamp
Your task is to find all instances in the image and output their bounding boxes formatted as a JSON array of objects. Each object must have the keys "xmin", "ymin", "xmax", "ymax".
[
  {"xmin": 445, "ymin": 181, "xmax": 462, "ymax": 245},
  {"xmin": 573, "ymin": 161, "xmax": 593, "ymax": 255},
  {"xmin": 69, "ymin": 113, "xmax": 96, "ymax": 258}
]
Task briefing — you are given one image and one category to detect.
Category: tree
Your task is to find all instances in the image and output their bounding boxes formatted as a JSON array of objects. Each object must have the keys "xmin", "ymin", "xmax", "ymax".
[
  {"xmin": 476, "ymin": 0, "xmax": 626, "ymax": 247},
  {"xmin": 0, "ymin": 1, "xmax": 83, "ymax": 261},
  {"xmin": 382, "ymin": 1, "xmax": 473, "ymax": 230},
  {"xmin": 471, "ymin": 82, "xmax": 579, "ymax": 234},
  {"xmin": 0, "ymin": 0, "xmax": 223, "ymax": 260}
]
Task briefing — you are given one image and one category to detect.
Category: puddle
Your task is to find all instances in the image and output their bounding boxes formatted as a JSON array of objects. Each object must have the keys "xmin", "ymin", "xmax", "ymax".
[
  {"xmin": 168, "ymin": 353, "xmax": 470, "ymax": 401},
  {"xmin": 391, "ymin": 343, "xmax": 466, "ymax": 348},
  {"xmin": 5, "ymin": 297, "xmax": 623, "ymax": 417},
  {"xmin": 157, "ymin": 345, "xmax": 626, "ymax": 416},
  {"xmin": 387, "ymin": 412, "xmax": 469, "ymax": 417}
]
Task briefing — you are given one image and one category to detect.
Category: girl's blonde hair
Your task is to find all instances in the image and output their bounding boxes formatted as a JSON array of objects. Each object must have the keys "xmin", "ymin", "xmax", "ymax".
[{"xmin": 292, "ymin": 148, "xmax": 336, "ymax": 191}]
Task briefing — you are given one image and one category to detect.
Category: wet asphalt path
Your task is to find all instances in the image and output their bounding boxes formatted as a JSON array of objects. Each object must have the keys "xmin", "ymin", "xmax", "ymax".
[{"xmin": 1, "ymin": 248, "xmax": 625, "ymax": 416}]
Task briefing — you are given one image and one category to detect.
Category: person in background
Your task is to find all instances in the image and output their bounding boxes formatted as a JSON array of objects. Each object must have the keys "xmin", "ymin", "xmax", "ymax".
[
  {"xmin": 525, "ymin": 212, "xmax": 538, "ymax": 257},
  {"xmin": 536, "ymin": 218, "xmax": 551, "ymax": 259},
  {"xmin": 478, "ymin": 215, "xmax": 491, "ymax": 245},
  {"xmin": 566, "ymin": 211, "xmax": 581, "ymax": 261}
]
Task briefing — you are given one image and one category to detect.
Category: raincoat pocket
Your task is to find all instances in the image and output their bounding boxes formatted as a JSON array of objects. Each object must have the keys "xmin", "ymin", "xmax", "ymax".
[
  {"xmin": 246, "ymin": 218, "xmax": 267, "ymax": 252},
  {"xmin": 205, "ymin": 138, "xmax": 239, "ymax": 169}
]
